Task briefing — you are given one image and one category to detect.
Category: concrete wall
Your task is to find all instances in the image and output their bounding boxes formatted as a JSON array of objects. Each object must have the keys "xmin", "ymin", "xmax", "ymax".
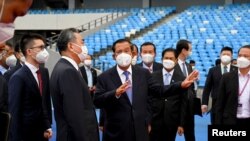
[{"xmin": 14, "ymin": 13, "xmax": 109, "ymax": 30}]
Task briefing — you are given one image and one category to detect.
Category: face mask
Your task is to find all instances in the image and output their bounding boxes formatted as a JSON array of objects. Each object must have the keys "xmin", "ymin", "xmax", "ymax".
[
  {"xmin": 0, "ymin": 0, "xmax": 15, "ymax": 44},
  {"xmin": 192, "ymin": 66, "xmax": 195, "ymax": 70},
  {"xmin": 72, "ymin": 43, "xmax": 88, "ymax": 62},
  {"xmin": 116, "ymin": 53, "xmax": 132, "ymax": 67},
  {"xmin": 35, "ymin": 49, "xmax": 49, "ymax": 63},
  {"xmin": 6, "ymin": 54, "xmax": 17, "ymax": 67},
  {"xmin": 20, "ymin": 56, "xmax": 26, "ymax": 63},
  {"xmin": 221, "ymin": 55, "xmax": 231, "ymax": 64},
  {"xmin": 131, "ymin": 56, "xmax": 137, "ymax": 65},
  {"xmin": 163, "ymin": 59, "xmax": 175, "ymax": 69},
  {"xmin": 84, "ymin": 60, "xmax": 92, "ymax": 67},
  {"xmin": 237, "ymin": 57, "xmax": 250, "ymax": 68},
  {"xmin": 142, "ymin": 54, "xmax": 154, "ymax": 64}
]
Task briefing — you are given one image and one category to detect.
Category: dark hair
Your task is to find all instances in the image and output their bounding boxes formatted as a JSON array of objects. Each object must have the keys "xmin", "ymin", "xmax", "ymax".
[
  {"xmin": 238, "ymin": 45, "xmax": 250, "ymax": 54},
  {"xmin": 20, "ymin": 33, "xmax": 45, "ymax": 56},
  {"xmin": 176, "ymin": 39, "xmax": 191, "ymax": 56},
  {"xmin": 5, "ymin": 41, "xmax": 13, "ymax": 49},
  {"xmin": 161, "ymin": 48, "xmax": 177, "ymax": 59},
  {"xmin": 57, "ymin": 28, "xmax": 80, "ymax": 54},
  {"xmin": 140, "ymin": 42, "xmax": 156, "ymax": 53},
  {"xmin": 189, "ymin": 60, "xmax": 195, "ymax": 64},
  {"xmin": 132, "ymin": 44, "xmax": 138, "ymax": 53},
  {"xmin": 215, "ymin": 58, "xmax": 221, "ymax": 66},
  {"xmin": 111, "ymin": 38, "xmax": 133, "ymax": 52},
  {"xmin": 14, "ymin": 42, "xmax": 20, "ymax": 53},
  {"xmin": 220, "ymin": 46, "xmax": 233, "ymax": 54}
]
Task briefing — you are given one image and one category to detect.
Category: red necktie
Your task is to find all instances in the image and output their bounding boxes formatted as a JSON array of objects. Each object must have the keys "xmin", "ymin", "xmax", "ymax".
[{"xmin": 36, "ymin": 69, "xmax": 43, "ymax": 96}]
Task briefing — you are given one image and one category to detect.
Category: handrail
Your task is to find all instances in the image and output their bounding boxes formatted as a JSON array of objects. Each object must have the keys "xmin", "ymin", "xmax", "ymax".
[{"xmin": 47, "ymin": 12, "xmax": 127, "ymax": 48}]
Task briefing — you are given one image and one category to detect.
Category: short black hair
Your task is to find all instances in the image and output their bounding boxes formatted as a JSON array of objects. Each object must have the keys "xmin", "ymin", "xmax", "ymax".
[
  {"xmin": 57, "ymin": 28, "xmax": 80, "ymax": 54},
  {"xmin": 176, "ymin": 39, "xmax": 191, "ymax": 56},
  {"xmin": 14, "ymin": 42, "xmax": 20, "ymax": 53},
  {"xmin": 238, "ymin": 45, "xmax": 250, "ymax": 54},
  {"xmin": 220, "ymin": 46, "xmax": 233, "ymax": 54},
  {"xmin": 20, "ymin": 33, "xmax": 45, "ymax": 56},
  {"xmin": 189, "ymin": 60, "xmax": 195, "ymax": 64},
  {"xmin": 5, "ymin": 41, "xmax": 13, "ymax": 49},
  {"xmin": 140, "ymin": 42, "xmax": 156, "ymax": 53},
  {"xmin": 111, "ymin": 38, "xmax": 133, "ymax": 53},
  {"xmin": 161, "ymin": 48, "xmax": 177, "ymax": 59}
]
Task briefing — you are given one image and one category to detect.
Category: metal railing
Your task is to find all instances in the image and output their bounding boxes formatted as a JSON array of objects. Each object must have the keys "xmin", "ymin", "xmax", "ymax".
[{"xmin": 47, "ymin": 12, "xmax": 127, "ymax": 49}]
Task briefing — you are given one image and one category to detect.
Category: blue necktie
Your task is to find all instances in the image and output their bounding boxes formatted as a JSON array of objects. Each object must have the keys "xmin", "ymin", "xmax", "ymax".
[
  {"xmin": 123, "ymin": 71, "xmax": 132, "ymax": 104},
  {"xmin": 223, "ymin": 65, "xmax": 228, "ymax": 74},
  {"xmin": 182, "ymin": 63, "xmax": 187, "ymax": 77},
  {"xmin": 164, "ymin": 73, "xmax": 170, "ymax": 85}
]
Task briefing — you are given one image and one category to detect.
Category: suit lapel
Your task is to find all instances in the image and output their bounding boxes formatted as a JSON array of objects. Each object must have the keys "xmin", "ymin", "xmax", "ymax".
[{"xmin": 23, "ymin": 65, "xmax": 40, "ymax": 94}]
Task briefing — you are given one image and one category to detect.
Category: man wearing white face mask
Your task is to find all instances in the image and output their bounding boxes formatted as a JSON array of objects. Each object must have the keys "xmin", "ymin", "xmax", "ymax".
[
  {"xmin": 8, "ymin": 33, "xmax": 52, "ymax": 141},
  {"xmin": 136, "ymin": 42, "xmax": 162, "ymax": 73},
  {"xmin": 79, "ymin": 54, "xmax": 97, "ymax": 97},
  {"xmin": 50, "ymin": 28, "xmax": 99, "ymax": 141},
  {"xmin": 150, "ymin": 48, "xmax": 190, "ymax": 141},
  {"xmin": 0, "ymin": 42, "xmax": 16, "ymax": 74},
  {"xmin": 215, "ymin": 45, "xmax": 250, "ymax": 125},
  {"xmin": 131, "ymin": 44, "xmax": 139, "ymax": 65},
  {"xmin": 94, "ymin": 39, "xmax": 199, "ymax": 141},
  {"xmin": 202, "ymin": 46, "xmax": 237, "ymax": 125},
  {"xmin": 4, "ymin": 42, "xmax": 25, "ymax": 83}
]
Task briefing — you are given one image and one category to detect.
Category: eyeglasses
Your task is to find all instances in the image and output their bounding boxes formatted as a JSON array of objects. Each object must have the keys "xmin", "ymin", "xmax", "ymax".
[{"xmin": 30, "ymin": 45, "xmax": 45, "ymax": 50}]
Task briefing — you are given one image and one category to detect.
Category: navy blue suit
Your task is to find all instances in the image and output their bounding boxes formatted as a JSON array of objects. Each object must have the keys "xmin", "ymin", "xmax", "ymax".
[
  {"xmin": 8, "ymin": 65, "xmax": 52, "ymax": 141},
  {"xmin": 4, "ymin": 62, "xmax": 22, "ymax": 83}
]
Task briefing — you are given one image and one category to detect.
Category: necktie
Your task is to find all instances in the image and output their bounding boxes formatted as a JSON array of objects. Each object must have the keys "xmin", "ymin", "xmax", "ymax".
[
  {"xmin": 223, "ymin": 65, "xmax": 228, "ymax": 74},
  {"xmin": 36, "ymin": 69, "xmax": 43, "ymax": 96},
  {"xmin": 123, "ymin": 71, "xmax": 132, "ymax": 104},
  {"xmin": 164, "ymin": 73, "xmax": 171, "ymax": 85},
  {"xmin": 182, "ymin": 63, "xmax": 187, "ymax": 77}
]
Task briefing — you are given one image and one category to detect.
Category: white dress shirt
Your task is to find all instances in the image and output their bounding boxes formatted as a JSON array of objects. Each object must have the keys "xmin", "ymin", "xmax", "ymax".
[
  {"xmin": 143, "ymin": 62, "xmax": 153, "ymax": 73},
  {"xmin": 62, "ymin": 56, "xmax": 79, "ymax": 71},
  {"xmin": 220, "ymin": 63, "xmax": 231, "ymax": 74},
  {"xmin": 162, "ymin": 68, "xmax": 174, "ymax": 85},
  {"xmin": 84, "ymin": 65, "xmax": 93, "ymax": 87},
  {"xmin": 178, "ymin": 59, "xmax": 188, "ymax": 77}
]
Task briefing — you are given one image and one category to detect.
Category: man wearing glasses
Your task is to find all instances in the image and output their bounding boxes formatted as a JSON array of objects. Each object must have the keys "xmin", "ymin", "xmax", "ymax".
[{"xmin": 8, "ymin": 33, "xmax": 52, "ymax": 141}]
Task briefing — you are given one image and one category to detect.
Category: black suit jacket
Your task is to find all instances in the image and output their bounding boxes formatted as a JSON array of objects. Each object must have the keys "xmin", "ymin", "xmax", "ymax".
[
  {"xmin": 50, "ymin": 58, "xmax": 99, "ymax": 141},
  {"xmin": 0, "ymin": 75, "xmax": 8, "ymax": 112},
  {"xmin": 79, "ymin": 65, "xmax": 97, "ymax": 86},
  {"xmin": 215, "ymin": 70, "xmax": 242, "ymax": 125},
  {"xmin": 202, "ymin": 64, "xmax": 237, "ymax": 105},
  {"xmin": 136, "ymin": 62, "xmax": 163, "ymax": 72},
  {"xmin": 8, "ymin": 65, "xmax": 52, "ymax": 141},
  {"xmin": 3, "ymin": 62, "xmax": 22, "ymax": 83},
  {"xmin": 94, "ymin": 65, "xmax": 183, "ymax": 141},
  {"xmin": 150, "ymin": 68, "xmax": 187, "ymax": 127}
]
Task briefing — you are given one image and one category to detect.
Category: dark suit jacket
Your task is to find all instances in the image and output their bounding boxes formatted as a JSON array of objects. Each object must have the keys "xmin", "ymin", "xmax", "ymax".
[
  {"xmin": 202, "ymin": 65, "xmax": 237, "ymax": 105},
  {"xmin": 215, "ymin": 70, "xmax": 240, "ymax": 125},
  {"xmin": 8, "ymin": 65, "xmax": 52, "ymax": 141},
  {"xmin": 94, "ymin": 65, "xmax": 182, "ymax": 141},
  {"xmin": 0, "ymin": 75, "xmax": 8, "ymax": 112},
  {"xmin": 150, "ymin": 68, "xmax": 187, "ymax": 127},
  {"xmin": 50, "ymin": 58, "xmax": 99, "ymax": 141},
  {"xmin": 3, "ymin": 62, "xmax": 22, "ymax": 83},
  {"xmin": 79, "ymin": 65, "xmax": 97, "ymax": 86},
  {"xmin": 136, "ymin": 62, "xmax": 163, "ymax": 72}
]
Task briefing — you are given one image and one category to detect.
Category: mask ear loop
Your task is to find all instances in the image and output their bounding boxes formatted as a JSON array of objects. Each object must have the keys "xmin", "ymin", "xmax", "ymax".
[{"xmin": 0, "ymin": 0, "xmax": 5, "ymax": 21}]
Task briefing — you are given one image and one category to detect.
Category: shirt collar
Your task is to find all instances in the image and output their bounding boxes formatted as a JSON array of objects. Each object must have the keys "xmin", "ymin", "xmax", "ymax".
[
  {"xmin": 178, "ymin": 59, "xmax": 185, "ymax": 65},
  {"xmin": 142, "ymin": 62, "xmax": 153, "ymax": 70},
  {"xmin": 117, "ymin": 65, "xmax": 132, "ymax": 76},
  {"xmin": 162, "ymin": 68, "xmax": 174, "ymax": 76},
  {"xmin": 25, "ymin": 62, "xmax": 39, "ymax": 73},
  {"xmin": 238, "ymin": 69, "xmax": 250, "ymax": 77},
  {"xmin": 62, "ymin": 56, "xmax": 79, "ymax": 70}
]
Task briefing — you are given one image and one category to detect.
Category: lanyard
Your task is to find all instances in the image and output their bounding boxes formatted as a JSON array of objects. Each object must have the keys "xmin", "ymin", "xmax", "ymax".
[{"xmin": 238, "ymin": 75, "xmax": 250, "ymax": 96}]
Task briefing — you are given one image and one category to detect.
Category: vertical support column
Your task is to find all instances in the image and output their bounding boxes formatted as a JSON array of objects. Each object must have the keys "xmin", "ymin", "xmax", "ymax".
[
  {"xmin": 142, "ymin": 0, "xmax": 150, "ymax": 8},
  {"xmin": 69, "ymin": 0, "xmax": 75, "ymax": 9}
]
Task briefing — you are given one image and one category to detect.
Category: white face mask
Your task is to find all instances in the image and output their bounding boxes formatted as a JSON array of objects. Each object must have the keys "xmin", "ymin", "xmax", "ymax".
[
  {"xmin": 72, "ymin": 43, "xmax": 88, "ymax": 62},
  {"xmin": 141, "ymin": 54, "xmax": 154, "ymax": 64},
  {"xmin": 192, "ymin": 66, "xmax": 195, "ymax": 70},
  {"xmin": 20, "ymin": 56, "xmax": 26, "ymax": 63},
  {"xmin": 163, "ymin": 59, "xmax": 175, "ymax": 69},
  {"xmin": 188, "ymin": 51, "xmax": 192, "ymax": 56},
  {"xmin": 35, "ymin": 49, "xmax": 49, "ymax": 63},
  {"xmin": 6, "ymin": 54, "xmax": 17, "ymax": 67},
  {"xmin": 84, "ymin": 60, "xmax": 92, "ymax": 67},
  {"xmin": 237, "ymin": 57, "xmax": 250, "ymax": 68},
  {"xmin": 0, "ymin": 0, "xmax": 15, "ymax": 44},
  {"xmin": 221, "ymin": 55, "xmax": 231, "ymax": 64},
  {"xmin": 131, "ymin": 56, "xmax": 137, "ymax": 65},
  {"xmin": 116, "ymin": 53, "xmax": 132, "ymax": 67}
]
